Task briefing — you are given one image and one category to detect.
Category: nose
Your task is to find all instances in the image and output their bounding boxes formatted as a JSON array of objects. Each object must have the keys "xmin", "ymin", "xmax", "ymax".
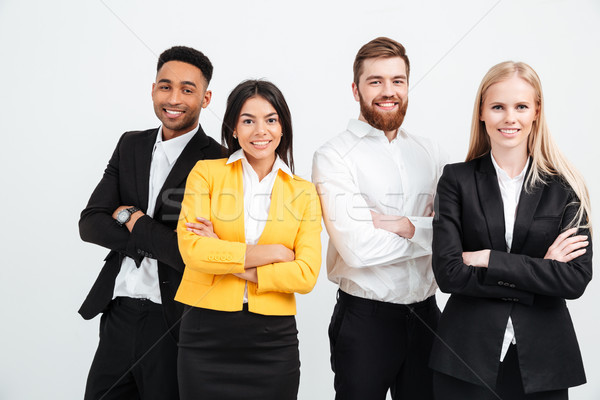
[
  {"xmin": 381, "ymin": 80, "xmax": 395, "ymax": 97},
  {"xmin": 167, "ymin": 89, "xmax": 182, "ymax": 105},
  {"xmin": 255, "ymin": 120, "xmax": 267, "ymax": 134},
  {"xmin": 505, "ymin": 109, "xmax": 517, "ymax": 124}
]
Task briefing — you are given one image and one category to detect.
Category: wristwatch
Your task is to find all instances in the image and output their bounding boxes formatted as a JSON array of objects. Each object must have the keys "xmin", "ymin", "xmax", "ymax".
[{"xmin": 116, "ymin": 206, "xmax": 140, "ymax": 226}]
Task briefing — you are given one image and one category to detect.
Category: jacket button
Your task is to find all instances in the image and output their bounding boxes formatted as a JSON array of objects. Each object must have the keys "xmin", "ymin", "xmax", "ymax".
[
  {"xmin": 513, "ymin": 298, "xmax": 519, "ymax": 302},
  {"xmin": 509, "ymin": 284, "xmax": 516, "ymax": 288},
  {"xmin": 503, "ymin": 282, "xmax": 510, "ymax": 287},
  {"xmin": 498, "ymin": 281, "xmax": 504, "ymax": 286},
  {"xmin": 501, "ymin": 298, "xmax": 508, "ymax": 301}
]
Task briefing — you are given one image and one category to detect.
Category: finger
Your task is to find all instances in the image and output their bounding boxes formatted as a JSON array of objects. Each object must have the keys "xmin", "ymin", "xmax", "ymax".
[
  {"xmin": 195, "ymin": 217, "xmax": 211, "ymax": 225},
  {"xmin": 556, "ymin": 235, "xmax": 588, "ymax": 253},
  {"xmin": 186, "ymin": 222, "xmax": 203, "ymax": 229},
  {"xmin": 564, "ymin": 248, "xmax": 587, "ymax": 262},
  {"xmin": 564, "ymin": 240, "xmax": 589, "ymax": 254}
]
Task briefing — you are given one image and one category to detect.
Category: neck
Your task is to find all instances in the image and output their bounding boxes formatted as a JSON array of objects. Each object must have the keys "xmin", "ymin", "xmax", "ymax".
[
  {"xmin": 246, "ymin": 153, "xmax": 276, "ymax": 181},
  {"xmin": 358, "ymin": 114, "xmax": 399, "ymax": 142},
  {"xmin": 162, "ymin": 124, "xmax": 197, "ymax": 141},
  {"xmin": 490, "ymin": 147, "xmax": 528, "ymax": 178}
]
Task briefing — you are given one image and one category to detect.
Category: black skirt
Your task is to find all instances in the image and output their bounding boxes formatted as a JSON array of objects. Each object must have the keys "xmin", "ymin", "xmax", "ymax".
[{"xmin": 178, "ymin": 305, "xmax": 300, "ymax": 400}]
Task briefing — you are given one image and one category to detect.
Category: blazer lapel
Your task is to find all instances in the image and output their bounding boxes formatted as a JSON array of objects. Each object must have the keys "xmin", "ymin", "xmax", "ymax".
[
  {"xmin": 511, "ymin": 166, "xmax": 543, "ymax": 254},
  {"xmin": 134, "ymin": 129, "xmax": 157, "ymax": 212},
  {"xmin": 475, "ymin": 154, "xmax": 507, "ymax": 251},
  {"xmin": 153, "ymin": 128, "xmax": 210, "ymax": 214}
]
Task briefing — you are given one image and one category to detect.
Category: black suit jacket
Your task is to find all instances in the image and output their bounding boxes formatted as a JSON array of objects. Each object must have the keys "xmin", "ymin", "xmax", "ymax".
[
  {"xmin": 78, "ymin": 127, "xmax": 225, "ymax": 339},
  {"xmin": 430, "ymin": 153, "xmax": 592, "ymax": 393}
]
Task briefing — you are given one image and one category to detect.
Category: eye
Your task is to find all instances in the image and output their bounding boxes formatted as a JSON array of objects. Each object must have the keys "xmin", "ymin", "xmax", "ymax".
[
  {"xmin": 369, "ymin": 80, "xmax": 381, "ymax": 85},
  {"xmin": 183, "ymin": 88, "xmax": 194, "ymax": 94},
  {"xmin": 491, "ymin": 105, "xmax": 503, "ymax": 110},
  {"xmin": 517, "ymin": 104, "xmax": 529, "ymax": 110},
  {"xmin": 393, "ymin": 80, "xmax": 406, "ymax": 85},
  {"xmin": 159, "ymin": 85, "xmax": 170, "ymax": 90},
  {"xmin": 267, "ymin": 117, "xmax": 278, "ymax": 124},
  {"xmin": 241, "ymin": 119, "xmax": 253, "ymax": 125}
]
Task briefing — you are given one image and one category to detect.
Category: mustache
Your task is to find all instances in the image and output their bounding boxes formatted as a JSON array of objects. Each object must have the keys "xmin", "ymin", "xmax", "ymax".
[{"xmin": 371, "ymin": 96, "xmax": 402, "ymax": 104}]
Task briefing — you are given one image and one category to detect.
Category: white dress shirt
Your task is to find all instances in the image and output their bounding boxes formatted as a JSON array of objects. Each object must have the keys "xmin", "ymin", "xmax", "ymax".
[
  {"xmin": 312, "ymin": 119, "xmax": 447, "ymax": 304},
  {"xmin": 226, "ymin": 149, "xmax": 294, "ymax": 302},
  {"xmin": 490, "ymin": 153, "xmax": 530, "ymax": 362},
  {"xmin": 113, "ymin": 125, "xmax": 198, "ymax": 303}
]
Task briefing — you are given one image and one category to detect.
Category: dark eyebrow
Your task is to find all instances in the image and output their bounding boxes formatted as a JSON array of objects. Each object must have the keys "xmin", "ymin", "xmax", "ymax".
[
  {"xmin": 157, "ymin": 78, "xmax": 197, "ymax": 88},
  {"xmin": 266, "ymin": 112, "xmax": 278, "ymax": 118},
  {"xmin": 240, "ymin": 113, "xmax": 255, "ymax": 118}
]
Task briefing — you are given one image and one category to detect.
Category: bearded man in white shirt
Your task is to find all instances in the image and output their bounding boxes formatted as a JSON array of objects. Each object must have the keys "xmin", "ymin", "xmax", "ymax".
[{"xmin": 312, "ymin": 37, "xmax": 446, "ymax": 400}]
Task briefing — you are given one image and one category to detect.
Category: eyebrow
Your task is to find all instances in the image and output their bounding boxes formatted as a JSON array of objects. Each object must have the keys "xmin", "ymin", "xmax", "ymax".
[
  {"xmin": 157, "ymin": 78, "xmax": 197, "ymax": 88},
  {"xmin": 364, "ymin": 75, "xmax": 407, "ymax": 81},
  {"xmin": 240, "ymin": 112, "xmax": 279, "ymax": 118}
]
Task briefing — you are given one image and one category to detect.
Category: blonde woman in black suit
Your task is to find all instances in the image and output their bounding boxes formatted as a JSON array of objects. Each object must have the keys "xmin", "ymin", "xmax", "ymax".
[{"xmin": 431, "ymin": 61, "xmax": 592, "ymax": 399}]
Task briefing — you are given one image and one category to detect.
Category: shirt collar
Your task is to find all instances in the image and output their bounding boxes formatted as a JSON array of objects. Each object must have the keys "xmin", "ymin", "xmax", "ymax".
[
  {"xmin": 155, "ymin": 124, "xmax": 199, "ymax": 165},
  {"xmin": 490, "ymin": 152, "xmax": 530, "ymax": 182},
  {"xmin": 346, "ymin": 118, "xmax": 407, "ymax": 140},
  {"xmin": 226, "ymin": 148, "xmax": 294, "ymax": 178}
]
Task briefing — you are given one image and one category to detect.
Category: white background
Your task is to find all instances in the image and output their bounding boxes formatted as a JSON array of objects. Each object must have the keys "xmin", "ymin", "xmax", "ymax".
[{"xmin": 1, "ymin": 0, "xmax": 599, "ymax": 399}]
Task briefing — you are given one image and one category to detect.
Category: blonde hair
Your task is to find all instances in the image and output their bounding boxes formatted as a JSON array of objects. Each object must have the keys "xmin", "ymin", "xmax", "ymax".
[{"xmin": 466, "ymin": 61, "xmax": 591, "ymax": 232}]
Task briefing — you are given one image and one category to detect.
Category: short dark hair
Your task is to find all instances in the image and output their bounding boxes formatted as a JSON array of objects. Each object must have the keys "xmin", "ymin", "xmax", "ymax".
[
  {"xmin": 222, "ymin": 80, "xmax": 294, "ymax": 173},
  {"xmin": 353, "ymin": 37, "xmax": 410, "ymax": 85},
  {"xmin": 157, "ymin": 46, "xmax": 213, "ymax": 84}
]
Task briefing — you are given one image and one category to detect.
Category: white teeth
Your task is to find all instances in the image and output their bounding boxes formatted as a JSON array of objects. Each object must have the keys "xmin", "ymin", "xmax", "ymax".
[
  {"xmin": 252, "ymin": 141, "xmax": 269, "ymax": 146},
  {"xmin": 500, "ymin": 129, "xmax": 518, "ymax": 134},
  {"xmin": 378, "ymin": 102, "xmax": 396, "ymax": 107},
  {"xmin": 165, "ymin": 110, "xmax": 183, "ymax": 115}
]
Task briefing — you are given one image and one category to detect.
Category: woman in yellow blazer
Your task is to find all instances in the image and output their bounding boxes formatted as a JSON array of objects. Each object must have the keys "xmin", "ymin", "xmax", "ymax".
[{"xmin": 175, "ymin": 79, "xmax": 322, "ymax": 400}]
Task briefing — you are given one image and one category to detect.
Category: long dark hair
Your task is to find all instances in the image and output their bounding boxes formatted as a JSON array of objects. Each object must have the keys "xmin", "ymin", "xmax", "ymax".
[{"xmin": 221, "ymin": 79, "xmax": 294, "ymax": 173}]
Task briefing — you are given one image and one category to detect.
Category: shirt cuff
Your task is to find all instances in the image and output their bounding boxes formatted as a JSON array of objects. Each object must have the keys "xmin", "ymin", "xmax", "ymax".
[{"xmin": 406, "ymin": 216, "xmax": 432, "ymax": 251}]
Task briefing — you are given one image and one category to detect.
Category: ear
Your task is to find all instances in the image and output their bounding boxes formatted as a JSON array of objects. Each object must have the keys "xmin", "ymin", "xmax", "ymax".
[
  {"xmin": 202, "ymin": 90, "xmax": 212, "ymax": 108},
  {"xmin": 151, "ymin": 82, "xmax": 156, "ymax": 97},
  {"xmin": 352, "ymin": 82, "xmax": 360, "ymax": 102}
]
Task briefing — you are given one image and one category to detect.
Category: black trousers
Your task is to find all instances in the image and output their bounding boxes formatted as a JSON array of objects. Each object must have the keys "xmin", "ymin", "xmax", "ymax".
[
  {"xmin": 178, "ymin": 305, "xmax": 300, "ymax": 400},
  {"xmin": 84, "ymin": 297, "xmax": 179, "ymax": 400},
  {"xmin": 329, "ymin": 290, "xmax": 440, "ymax": 400},
  {"xmin": 433, "ymin": 345, "xmax": 569, "ymax": 400}
]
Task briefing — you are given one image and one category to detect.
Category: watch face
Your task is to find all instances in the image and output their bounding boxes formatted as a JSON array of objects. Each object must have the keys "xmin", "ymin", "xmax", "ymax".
[{"xmin": 117, "ymin": 210, "xmax": 129, "ymax": 223}]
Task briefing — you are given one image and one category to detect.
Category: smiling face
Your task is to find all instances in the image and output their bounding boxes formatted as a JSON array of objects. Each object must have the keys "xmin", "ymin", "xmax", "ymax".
[
  {"xmin": 234, "ymin": 95, "xmax": 282, "ymax": 171},
  {"xmin": 352, "ymin": 56, "xmax": 409, "ymax": 134},
  {"xmin": 480, "ymin": 75, "xmax": 539, "ymax": 156},
  {"xmin": 151, "ymin": 60, "xmax": 212, "ymax": 140}
]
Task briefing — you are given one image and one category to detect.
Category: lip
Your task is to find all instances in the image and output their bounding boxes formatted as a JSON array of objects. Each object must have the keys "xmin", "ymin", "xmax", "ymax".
[
  {"xmin": 250, "ymin": 139, "xmax": 272, "ymax": 149},
  {"xmin": 375, "ymin": 101, "xmax": 398, "ymax": 111},
  {"xmin": 498, "ymin": 128, "xmax": 520, "ymax": 137},
  {"xmin": 163, "ymin": 108, "xmax": 185, "ymax": 119}
]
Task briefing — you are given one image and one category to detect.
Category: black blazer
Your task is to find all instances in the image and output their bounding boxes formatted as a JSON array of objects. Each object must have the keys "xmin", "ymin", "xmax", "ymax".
[
  {"xmin": 78, "ymin": 127, "xmax": 225, "ymax": 339},
  {"xmin": 430, "ymin": 153, "xmax": 592, "ymax": 393}
]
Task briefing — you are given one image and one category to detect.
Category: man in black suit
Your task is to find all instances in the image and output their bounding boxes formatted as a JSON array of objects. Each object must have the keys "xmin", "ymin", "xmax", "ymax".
[{"xmin": 79, "ymin": 46, "xmax": 225, "ymax": 400}]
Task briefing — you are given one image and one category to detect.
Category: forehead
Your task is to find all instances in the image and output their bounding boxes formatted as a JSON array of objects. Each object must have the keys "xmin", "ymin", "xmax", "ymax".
[
  {"xmin": 484, "ymin": 76, "xmax": 536, "ymax": 102},
  {"xmin": 156, "ymin": 60, "xmax": 206, "ymax": 86},
  {"xmin": 360, "ymin": 57, "xmax": 407, "ymax": 80},
  {"xmin": 240, "ymin": 96, "xmax": 276, "ymax": 114}
]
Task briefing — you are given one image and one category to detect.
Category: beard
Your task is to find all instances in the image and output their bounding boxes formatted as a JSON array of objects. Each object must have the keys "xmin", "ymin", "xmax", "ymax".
[{"xmin": 359, "ymin": 93, "xmax": 408, "ymax": 132}]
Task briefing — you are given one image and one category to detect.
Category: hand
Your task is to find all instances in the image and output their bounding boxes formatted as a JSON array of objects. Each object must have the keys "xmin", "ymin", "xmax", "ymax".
[
  {"xmin": 462, "ymin": 250, "xmax": 491, "ymax": 268},
  {"xmin": 186, "ymin": 217, "xmax": 219, "ymax": 239},
  {"xmin": 234, "ymin": 268, "xmax": 258, "ymax": 283},
  {"xmin": 112, "ymin": 205, "xmax": 144, "ymax": 232},
  {"xmin": 370, "ymin": 211, "xmax": 415, "ymax": 239},
  {"xmin": 544, "ymin": 228, "xmax": 588, "ymax": 262},
  {"xmin": 275, "ymin": 244, "xmax": 295, "ymax": 263}
]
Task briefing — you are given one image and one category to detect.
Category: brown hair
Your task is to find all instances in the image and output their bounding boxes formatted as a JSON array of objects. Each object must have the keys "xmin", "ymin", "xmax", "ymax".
[{"xmin": 353, "ymin": 37, "xmax": 410, "ymax": 85}]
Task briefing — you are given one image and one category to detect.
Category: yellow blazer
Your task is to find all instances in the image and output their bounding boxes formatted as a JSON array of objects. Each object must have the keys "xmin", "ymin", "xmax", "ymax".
[{"xmin": 175, "ymin": 158, "xmax": 322, "ymax": 316}]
